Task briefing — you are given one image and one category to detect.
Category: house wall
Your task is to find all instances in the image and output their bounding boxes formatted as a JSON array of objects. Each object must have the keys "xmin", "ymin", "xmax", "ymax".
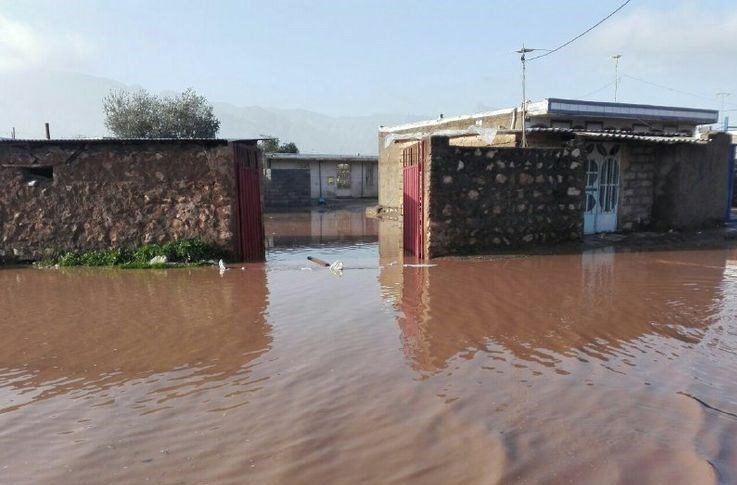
[
  {"xmin": 617, "ymin": 144, "xmax": 656, "ymax": 231},
  {"xmin": 378, "ymin": 136, "xmax": 408, "ymax": 210},
  {"xmin": 0, "ymin": 141, "xmax": 239, "ymax": 262},
  {"xmin": 379, "ymin": 111, "xmax": 516, "ymax": 211},
  {"xmin": 528, "ymin": 137, "xmax": 729, "ymax": 233},
  {"xmin": 308, "ymin": 161, "xmax": 377, "ymax": 199},
  {"xmin": 264, "ymin": 169, "xmax": 310, "ymax": 208},
  {"xmin": 268, "ymin": 157, "xmax": 378, "ymax": 203},
  {"xmin": 652, "ymin": 133, "xmax": 732, "ymax": 229},
  {"xmin": 426, "ymin": 137, "xmax": 585, "ymax": 258}
]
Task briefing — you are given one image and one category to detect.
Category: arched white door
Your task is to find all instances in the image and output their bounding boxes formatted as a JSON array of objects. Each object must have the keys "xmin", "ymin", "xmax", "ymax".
[{"xmin": 584, "ymin": 143, "xmax": 620, "ymax": 235}]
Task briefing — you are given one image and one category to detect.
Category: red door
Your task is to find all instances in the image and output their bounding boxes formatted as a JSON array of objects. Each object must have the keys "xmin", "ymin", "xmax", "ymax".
[
  {"xmin": 403, "ymin": 141, "xmax": 425, "ymax": 259},
  {"xmin": 234, "ymin": 141, "xmax": 265, "ymax": 262}
]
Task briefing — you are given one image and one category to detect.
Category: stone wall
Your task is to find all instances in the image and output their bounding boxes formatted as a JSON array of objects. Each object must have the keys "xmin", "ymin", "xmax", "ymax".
[
  {"xmin": 427, "ymin": 136, "xmax": 585, "ymax": 257},
  {"xmin": 264, "ymin": 169, "xmax": 310, "ymax": 209},
  {"xmin": 0, "ymin": 140, "xmax": 238, "ymax": 262},
  {"xmin": 618, "ymin": 144, "xmax": 656, "ymax": 231}
]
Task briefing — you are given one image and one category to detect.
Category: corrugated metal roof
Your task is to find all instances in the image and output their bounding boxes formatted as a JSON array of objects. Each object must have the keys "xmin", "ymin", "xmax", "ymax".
[
  {"xmin": 526, "ymin": 127, "xmax": 709, "ymax": 144},
  {"xmin": 265, "ymin": 153, "xmax": 377, "ymax": 162}
]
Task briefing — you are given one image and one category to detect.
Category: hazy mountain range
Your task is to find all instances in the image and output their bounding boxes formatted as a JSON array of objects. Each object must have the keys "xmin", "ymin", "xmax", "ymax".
[{"xmin": 0, "ymin": 69, "xmax": 427, "ymax": 155}]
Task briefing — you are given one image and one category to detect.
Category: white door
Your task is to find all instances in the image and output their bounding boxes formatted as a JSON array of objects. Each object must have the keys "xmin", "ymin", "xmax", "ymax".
[{"xmin": 584, "ymin": 143, "xmax": 620, "ymax": 234}]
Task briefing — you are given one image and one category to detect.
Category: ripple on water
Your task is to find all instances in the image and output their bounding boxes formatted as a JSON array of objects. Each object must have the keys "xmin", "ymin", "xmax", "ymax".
[{"xmin": 1, "ymin": 243, "xmax": 737, "ymax": 483}]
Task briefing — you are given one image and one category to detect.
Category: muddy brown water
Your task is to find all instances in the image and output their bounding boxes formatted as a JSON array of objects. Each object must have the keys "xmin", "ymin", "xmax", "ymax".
[{"xmin": 2, "ymin": 209, "xmax": 737, "ymax": 484}]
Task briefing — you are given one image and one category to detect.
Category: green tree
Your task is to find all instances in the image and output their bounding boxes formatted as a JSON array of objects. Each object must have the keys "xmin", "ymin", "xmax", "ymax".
[
  {"xmin": 259, "ymin": 137, "xmax": 280, "ymax": 153},
  {"xmin": 278, "ymin": 141, "xmax": 299, "ymax": 153},
  {"xmin": 103, "ymin": 88, "xmax": 220, "ymax": 138},
  {"xmin": 259, "ymin": 136, "xmax": 299, "ymax": 153}
]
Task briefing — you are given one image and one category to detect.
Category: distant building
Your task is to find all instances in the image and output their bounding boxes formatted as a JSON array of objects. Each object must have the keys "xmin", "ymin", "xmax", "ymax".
[
  {"xmin": 379, "ymin": 98, "xmax": 733, "ymax": 258},
  {"xmin": 264, "ymin": 153, "xmax": 377, "ymax": 208}
]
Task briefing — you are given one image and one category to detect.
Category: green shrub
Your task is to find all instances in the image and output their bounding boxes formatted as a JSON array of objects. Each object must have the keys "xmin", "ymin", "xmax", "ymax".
[{"xmin": 47, "ymin": 239, "xmax": 225, "ymax": 268}]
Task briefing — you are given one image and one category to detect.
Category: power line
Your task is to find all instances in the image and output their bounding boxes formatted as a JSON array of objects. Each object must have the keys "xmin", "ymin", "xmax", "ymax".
[
  {"xmin": 623, "ymin": 75, "xmax": 737, "ymax": 111},
  {"xmin": 579, "ymin": 78, "xmax": 620, "ymax": 99},
  {"xmin": 528, "ymin": 0, "xmax": 633, "ymax": 61},
  {"xmin": 622, "ymin": 74, "xmax": 712, "ymax": 102}
]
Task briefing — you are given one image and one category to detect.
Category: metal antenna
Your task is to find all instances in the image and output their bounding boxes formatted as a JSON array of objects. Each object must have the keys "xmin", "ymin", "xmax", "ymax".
[
  {"xmin": 717, "ymin": 92, "xmax": 730, "ymax": 131},
  {"xmin": 612, "ymin": 54, "xmax": 622, "ymax": 102}
]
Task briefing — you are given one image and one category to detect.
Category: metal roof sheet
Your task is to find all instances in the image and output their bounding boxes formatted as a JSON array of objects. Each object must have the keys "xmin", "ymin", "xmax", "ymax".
[{"xmin": 526, "ymin": 127, "xmax": 709, "ymax": 144}]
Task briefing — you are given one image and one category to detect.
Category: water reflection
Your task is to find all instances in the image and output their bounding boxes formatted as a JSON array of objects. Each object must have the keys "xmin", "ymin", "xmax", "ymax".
[
  {"xmin": 386, "ymin": 248, "xmax": 728, "ymax": 374},
  {"xmin": 3, "ymin": 215, "xmax": 737, "ymax": 483},
  {"xmin": 264, "ymin": 206, "xmax": 377, "ymax": 248},
  {"xmin": 0, "ymin": 267, "xmax": 271, "ymax": 414}
]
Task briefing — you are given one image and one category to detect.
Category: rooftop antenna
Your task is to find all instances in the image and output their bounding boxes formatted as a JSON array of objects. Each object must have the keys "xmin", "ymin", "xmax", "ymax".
[
  {"xmin": 612, "ymin": 54, "xmax": 622, "ymax": 102},
  {"xmin": 717, "ymin": 92, "xmax": 730, "ymax": 130}
]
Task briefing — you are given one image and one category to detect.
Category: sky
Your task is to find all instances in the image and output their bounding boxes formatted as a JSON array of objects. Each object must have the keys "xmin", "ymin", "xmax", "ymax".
[{"xmin": 2, "ymin": 0, "xmax": 737, "ymax": 119}]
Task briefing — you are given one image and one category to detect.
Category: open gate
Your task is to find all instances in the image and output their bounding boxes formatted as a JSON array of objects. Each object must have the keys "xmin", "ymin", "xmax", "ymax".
[
  {"xmin": 403, "ymin": 141, "xmax": 425, "ymax": 259},
  {"xmin": 233, "ymin": 141, "xmax": 265, "ymax": 262}
]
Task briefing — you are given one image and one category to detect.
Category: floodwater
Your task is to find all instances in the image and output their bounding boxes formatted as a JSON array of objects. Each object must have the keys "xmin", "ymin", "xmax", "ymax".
[{"xmin": 2, "ymin": 208, "xmax": 737, "ymax": 484}]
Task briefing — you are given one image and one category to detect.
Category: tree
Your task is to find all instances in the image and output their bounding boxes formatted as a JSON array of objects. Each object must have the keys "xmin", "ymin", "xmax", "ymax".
[
  {"xmin": 103, "ymin": 88, "xmax": 220, "ymax": 138},
  {"xmin": 278, "ymin": 142, "xmax": 299, "ymax": 154},
  {"xmin": 259, "ymin": 136, "xmax": 299, "ymax": 153}
]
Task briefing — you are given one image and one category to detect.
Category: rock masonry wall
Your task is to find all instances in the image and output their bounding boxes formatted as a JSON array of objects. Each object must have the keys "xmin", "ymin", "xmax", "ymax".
[
  {"xmin": 0, "ymin": 141, "xmax": 238, "ymax": 262},
  {"xmin": 427, "ymin": 137, "xmax": 585, "ymax": 257}
]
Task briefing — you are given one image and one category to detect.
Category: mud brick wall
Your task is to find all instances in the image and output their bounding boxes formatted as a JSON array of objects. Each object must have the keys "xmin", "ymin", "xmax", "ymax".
[
  {"xmin": 427, "ymin": 137, "xmax": 585, "ymax": 257},
  {"xmin": 264, "ymin": 169, "xmax": 310, "ymax": 209},
  {"xmin": 652, "ymin": 133, "xmax": 732, "ymax": 230},
  {"xmin": 0, "ymin": 140, "xmax": 238, "ymax": 262},
  {"xmin": 618, "ymin": 144, "xmax": 656, "ymax": 231}
]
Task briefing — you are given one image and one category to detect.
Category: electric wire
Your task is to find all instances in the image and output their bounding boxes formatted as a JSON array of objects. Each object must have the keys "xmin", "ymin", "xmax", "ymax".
[
  {"xmin": 579, "ymin": 78, "xmax": 621, "ymax": 99},
  {"xmin": 528, "ymin": 0, "xmax": 633, "ymax": 61}
]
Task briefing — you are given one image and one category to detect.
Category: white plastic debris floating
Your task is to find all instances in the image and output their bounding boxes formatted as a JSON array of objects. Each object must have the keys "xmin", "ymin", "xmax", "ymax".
[
  {"xmin": 329, "ymin": 260, "xmax": 344, "ymax": 274},
  {"xmin": 307, "ymin": 256, "xmax": 344, "ymax": 275}
]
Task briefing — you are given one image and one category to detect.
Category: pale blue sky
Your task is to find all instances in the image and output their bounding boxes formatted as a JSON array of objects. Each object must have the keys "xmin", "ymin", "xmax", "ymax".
[{"xmin": 2, "ymin": 0, "xmax": 737, "ymax": 117}]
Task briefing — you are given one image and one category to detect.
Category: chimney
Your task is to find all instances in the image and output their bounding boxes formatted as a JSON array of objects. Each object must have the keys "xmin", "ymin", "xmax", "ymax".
[{"xmin": 45, "ymin": 122, "xmax": 50, "ymax": 140}]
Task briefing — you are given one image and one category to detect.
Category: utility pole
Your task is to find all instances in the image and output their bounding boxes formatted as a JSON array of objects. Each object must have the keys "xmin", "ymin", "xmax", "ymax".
[
  {"xmin": 516, "ymin": 45, "xmax": 535, "ymax": 148},
  {"xmin": 612, "ymin": 54, "xmax": 622, "ymax": 102},
  {"xmin": 717, "ymin": 92, "xmax": 730, "ymax": 131}
]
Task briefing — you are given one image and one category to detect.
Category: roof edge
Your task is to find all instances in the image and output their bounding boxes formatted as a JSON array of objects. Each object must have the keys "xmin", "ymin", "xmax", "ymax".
[{"xmin": 379, "ymin": 108, "xmax": 515, "ymax": 133}]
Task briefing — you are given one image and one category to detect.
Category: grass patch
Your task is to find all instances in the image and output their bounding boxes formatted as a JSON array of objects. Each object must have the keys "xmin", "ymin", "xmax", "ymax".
[{"xmin": 40, "ymin": 239, "xmax": 228, "ymax": 268}]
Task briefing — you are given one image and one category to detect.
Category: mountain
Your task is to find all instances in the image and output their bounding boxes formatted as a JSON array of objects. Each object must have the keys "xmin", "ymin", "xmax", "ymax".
[{"xmin": 0, "ymin": 69, "xmax": 425, "ymax": 154}]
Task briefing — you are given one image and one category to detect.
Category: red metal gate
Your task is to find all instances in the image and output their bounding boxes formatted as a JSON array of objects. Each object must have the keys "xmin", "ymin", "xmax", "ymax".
[
  {"xmin": 233, "ymin": 141, "xmax": 265, "ymax": 262},
  {"xmin": 403, "ymin": 141, "xmax": 425, "ymax": 259}
]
